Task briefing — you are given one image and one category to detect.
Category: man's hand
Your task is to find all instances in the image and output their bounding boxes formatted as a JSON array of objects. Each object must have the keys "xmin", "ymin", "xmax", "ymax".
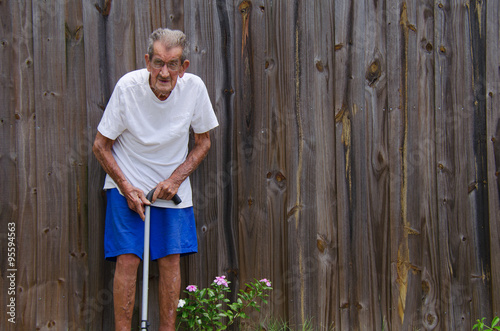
[
  {"xmin": 152, "ymin": 180, "xmax": 180, "ymax": 203},
  {"xmin": 122, "ymin": 183, "xmax": 151, "ymax": 220}
]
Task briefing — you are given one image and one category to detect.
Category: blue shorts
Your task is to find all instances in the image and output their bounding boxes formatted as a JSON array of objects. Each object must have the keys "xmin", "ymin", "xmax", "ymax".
[{"xmin": 104, "ymin": 188, "xmax": 198, "ymax": 261}]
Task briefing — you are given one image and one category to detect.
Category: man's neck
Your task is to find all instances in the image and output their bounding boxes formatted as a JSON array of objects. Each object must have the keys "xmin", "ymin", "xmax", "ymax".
[{"xmin": 151, "ymin": 87, "xmax": 170, "ymax": 101}]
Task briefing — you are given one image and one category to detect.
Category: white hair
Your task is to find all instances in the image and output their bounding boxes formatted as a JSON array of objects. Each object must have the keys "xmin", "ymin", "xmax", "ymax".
[{"xmin": 147, "ymin": 28, "xmax": 189, "ymax": 62}]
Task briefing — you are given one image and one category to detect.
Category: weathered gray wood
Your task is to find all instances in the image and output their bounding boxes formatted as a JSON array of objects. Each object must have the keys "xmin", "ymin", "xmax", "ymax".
[
  {"xmin": 233, "ymin": 0, "xmax": 277, "ymax": 326},
  {"xmin": 413, "ymin": 1, "xmax": 441, "ymax": 330},
  {"xmin": 32, "ymin": 0, "xmax": 69, "ymax": 329},
  {"xmin": 466, "ymin": 0, "xmax": 492, "ymax": 324},
  {"xmin": 365, "ymin": 0, "xmax": 393, "ymax": 330},
  {"xmin": 260, "ymin": 1, "xmax": 308, "ymax": 328},
  {"xmin": 486, "ymin": 0, "xmax": 500, "ymax": 318},
  {"xmin": 183, "ymin": 0, "xmax": 240, "ymax": 310},
  {"xmin": 334, "ymin": 0, "xmax": 355, "ymax": 328},
  {"xmin": 400, "ymin": 0, "xmax": 426, "ymax": 329},
  {"xmin": 363, "ymin": 0, "xmax": 390, "ymax": 329},
  {"xmin": 434, "ymin": 1, "xmax": 458, "ymax": 330},
  {"xmin": 7, "ymin": 1, "xmax": 38, "ymax": 330},
  {"xmin": 0, "ymin": 1, "xmax": 20, "ymax": 330},
  {"xmin": 64, "ymin": 1, "xmax": 89, "ymax": 330},
  {"xmin": 82, "ymin": 0, "xmax": 110, "ymax": 329},
  {"xmin": 386, "ymin": 0, "xmax": 405, "ymax": 329},
  {"xmin": 434, "ymin": 1, "xmax": 487, "ymax": 330},
  {"xmin": 255, "ymin": 0, "xmax": 292, "ymax": 325},
  {"xmin": 305, "ymin": 1, "xmax": 338, "ymax": 329}
]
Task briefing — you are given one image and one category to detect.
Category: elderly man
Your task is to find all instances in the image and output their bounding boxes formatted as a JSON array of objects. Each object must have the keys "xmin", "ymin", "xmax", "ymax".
[{"xmin": 93, "ymin": 28, "xmax": 218, "ymax": 330}]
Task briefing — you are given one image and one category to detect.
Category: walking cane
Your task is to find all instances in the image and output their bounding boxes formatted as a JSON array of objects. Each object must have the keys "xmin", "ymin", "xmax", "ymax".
[{"xmin": 140, "ymin": 188, "xmax": 182, "ymax": 330}]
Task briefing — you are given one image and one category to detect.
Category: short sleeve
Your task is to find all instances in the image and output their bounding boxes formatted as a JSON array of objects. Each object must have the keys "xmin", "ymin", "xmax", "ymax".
[
  {"xmin": 190, "ymin": 81, "xmax": 219, "ymax": 133},
  {"xmin": 97, "ymin": 85, "xmax": 127, "ymax": 140}
]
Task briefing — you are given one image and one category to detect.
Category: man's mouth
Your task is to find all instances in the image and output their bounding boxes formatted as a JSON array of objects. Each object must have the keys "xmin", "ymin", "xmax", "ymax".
[{"xmin": 158, "ymin": 77, "xmax": 170, "ymax": 84}]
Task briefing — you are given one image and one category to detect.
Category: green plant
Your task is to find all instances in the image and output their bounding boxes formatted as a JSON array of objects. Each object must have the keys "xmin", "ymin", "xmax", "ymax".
[
  {"xmin": 473, "ymin": 317, "xmax": 500, "ymax": 331},
  {"xmin": 176, "ymin": 275, "xmax": 272, "ymax": 330}
]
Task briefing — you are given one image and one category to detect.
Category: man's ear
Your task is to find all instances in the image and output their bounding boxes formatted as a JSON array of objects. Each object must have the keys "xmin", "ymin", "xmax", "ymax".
[{"xmin": 178, "ymin": 59, "xmax": 190, "ymax": 77}]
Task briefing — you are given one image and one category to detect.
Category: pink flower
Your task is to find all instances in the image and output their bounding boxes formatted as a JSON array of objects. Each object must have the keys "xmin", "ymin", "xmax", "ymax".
[
  {"xmin": 186, "ymin": 285, "xmax": 198, "ymax": 292},
  {"xmin": 259, "ymin": 278, "xmax": 271, "ymax": 287},
  {"xmin": 213, "ymin": 275, "xmax": 229, "ymax": 287}
]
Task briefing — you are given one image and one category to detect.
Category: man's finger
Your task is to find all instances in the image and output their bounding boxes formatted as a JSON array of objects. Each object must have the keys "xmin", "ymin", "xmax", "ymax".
[
  {"xmin": 137, "ymin": 202, "xmax": 146, "ymax": 221},
  {"xmin": 151, "ymin": 187, "xmax": 159, "ymax": 203},
  {"xmin": 140, "ymin": 194, "xmax": 151, "ymax": 206}
]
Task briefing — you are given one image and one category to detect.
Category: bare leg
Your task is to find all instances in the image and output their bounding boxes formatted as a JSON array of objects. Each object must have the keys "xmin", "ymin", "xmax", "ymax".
[
  {"xmin": 114, "ymin": 254, "xmax": 140, "ymax": 331},
  {"xmin": 158, "ymin": 254, "xmax": 181, "ymax": 331}
]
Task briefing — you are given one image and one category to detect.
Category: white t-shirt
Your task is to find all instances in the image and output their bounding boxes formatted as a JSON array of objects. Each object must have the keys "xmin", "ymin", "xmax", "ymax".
[{"xmin": 97, "ymin": 69, "xmax": 219, "ymax": 208}]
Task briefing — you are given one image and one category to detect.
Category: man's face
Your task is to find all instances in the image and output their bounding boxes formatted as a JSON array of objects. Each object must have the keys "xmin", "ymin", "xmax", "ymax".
[{"xmin": 145, "ymin": 42, "xmax": 189, "ymax": 100}]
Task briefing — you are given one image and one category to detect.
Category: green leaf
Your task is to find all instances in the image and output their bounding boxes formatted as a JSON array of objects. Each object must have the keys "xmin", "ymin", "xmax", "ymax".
[
  {"xmin": 229, "ymin": 303, "xmax": 241, "ymax": 311},
  {"xmin": 492, "ymin": 317, "xmax": 500, "ymax": 328}
]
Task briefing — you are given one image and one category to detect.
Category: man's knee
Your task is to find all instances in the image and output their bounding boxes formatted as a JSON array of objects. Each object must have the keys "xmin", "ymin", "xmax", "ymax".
[
  {"xmin": 116, "ymin": 254, "xmax": 141, "ymax": 273},
  {"xmin": 158, "ymin": 254, "xmax": 180, "ymax": 269}
]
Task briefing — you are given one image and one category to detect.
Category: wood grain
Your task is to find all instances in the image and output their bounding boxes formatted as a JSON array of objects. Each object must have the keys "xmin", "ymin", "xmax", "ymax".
[
  {"xmin": 33, "ymin": 0, "xmax": 69, "ymax": 329},
  {"xmin": 486, "ymin": 0, "xmax": 500, "ymax": 319}
]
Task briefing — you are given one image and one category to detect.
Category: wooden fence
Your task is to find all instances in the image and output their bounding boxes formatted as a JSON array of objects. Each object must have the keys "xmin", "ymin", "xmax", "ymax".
[{"xmin": 1, "ymin": 0, "xmax": 499, "ymax": 330}]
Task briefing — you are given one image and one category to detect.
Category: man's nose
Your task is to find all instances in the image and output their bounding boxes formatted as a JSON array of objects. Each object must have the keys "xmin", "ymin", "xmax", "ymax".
[{"xmin": 160, "ymin": 65, "xmax": 170, "ymax": 76}]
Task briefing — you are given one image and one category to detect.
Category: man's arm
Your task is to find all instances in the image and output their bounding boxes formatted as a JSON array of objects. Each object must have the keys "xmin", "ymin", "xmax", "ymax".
[
  {"xmin": 92, "ymin": 131, "xmax": 150, "ymax": 220},
  {"xmin": 152, "ymin": 131, "xmax": 211, "ymax": 202}
]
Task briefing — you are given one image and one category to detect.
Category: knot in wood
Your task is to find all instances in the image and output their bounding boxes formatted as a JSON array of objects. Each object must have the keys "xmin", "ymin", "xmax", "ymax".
[
  {"xmin": 365, "ymin": 59, "xmax": 381, "ymax": 86},
  {"xmin": 239, "ymin": 1, "xmax": 251, "ymax": 14}
]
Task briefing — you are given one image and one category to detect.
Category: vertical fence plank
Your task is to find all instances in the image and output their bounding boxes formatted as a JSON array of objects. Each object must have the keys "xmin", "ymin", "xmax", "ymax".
[
  {"xmin": 8, "ymin": 1, "xmax": 38, "ymax": 330},
  {"xmin": 184, "ymin": 0, "xmax": 239, "ymax": 303},
  {"xmin": 64, "ymin": 1, "xmax": 89, "ymax": 330},
  {"xmin": 435, "ymin": 1, "xmax": 480, "ymax": 329},
  {"xmin": 467, "ymin": 0, "xmax": 492, "ymax": 323},
  {"xmin": 486, "ymin": 0, "xmax": 500, "ymax": 318},
  {"xmin": 233, "ymin": 0, "xmax": 280, "ymax": 327},
  {"xmin": 364, "ymin": 0, "xmax": 390, "ymax": 329},
  {"xmin": 399, "ymin": 0, "xmax": 426, "ymax": 329},
  {"xmin": 335, "ymin": 0, "xmax": 383, "ymax": 329},
  {"xmin": 268, "ymin": 1, "xmax": 306, "ymax": 327},
  {"xmin": 307, "ymin": 0, "xmax": 338, "ymax": 329},
  {"xmin": 347, "ymin": 0, "xmax": 383, "ymax": 328},
  {"xmin": 434, "ymin": 1, "xmax": 454, "ymax": 329},
  {"xmin": 386, "ymin": 0, "xmax": 404, "ymax": 329},
  {"xmin": 259, "ymin": 0, "xmax": 291, "ymax": 324},
  {"xmin": 413, "ymin": 0, "xmax": 441, "ymax": 329},
  {"xmin": 82, "ymin": 0, "xmax": 110, "ymax": 329},
  {"xmin": 0, "ymin": 1, "xmax": 21, "ymax": 330},
  {"xmin": 233, "ymin": 0, "xmax": 266, "ymax": 288},
  {"xmin": 334, "ymin": 0, "xmax": 355, "ymax": 329},
  {"xmin": 33, "ymin": 0, "xmax": 68, "ymax": 328}
]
